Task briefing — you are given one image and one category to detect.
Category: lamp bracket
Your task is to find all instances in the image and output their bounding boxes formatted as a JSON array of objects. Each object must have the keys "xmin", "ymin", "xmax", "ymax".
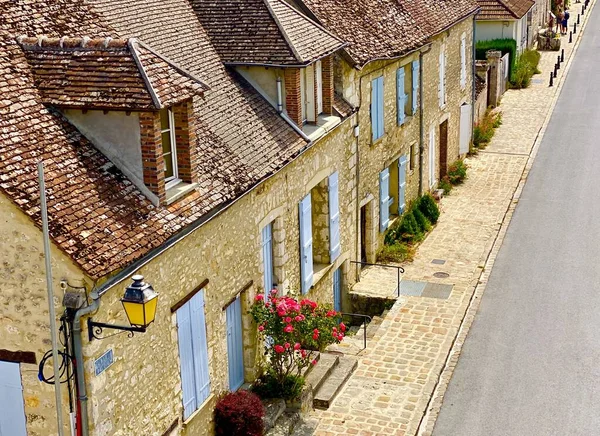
[{"xmin": 87, "ymin": 318, "xmax": 146, "ymax": 341}]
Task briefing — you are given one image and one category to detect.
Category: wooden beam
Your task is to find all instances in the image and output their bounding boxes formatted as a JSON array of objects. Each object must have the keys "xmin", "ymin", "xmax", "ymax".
[{"xmin": 170, "ymin": 278, "xmax": 209, "ymax": 313}]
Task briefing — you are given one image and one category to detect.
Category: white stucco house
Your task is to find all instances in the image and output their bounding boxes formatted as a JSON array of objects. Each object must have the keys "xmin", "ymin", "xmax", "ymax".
[{"xmin": 475, "ymin": 0, "xmax": 536, "ymax": 52}]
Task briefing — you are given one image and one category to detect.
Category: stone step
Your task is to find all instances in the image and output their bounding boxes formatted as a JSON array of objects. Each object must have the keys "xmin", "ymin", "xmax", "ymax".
[
  {"xmin": 266, "ymin": 412, "xmax": 300, "ymax": 436},
  {"xmin": 313, "ymin": 356, "xmax": 358, "ymax": 409},
  {"xmin": 263, "ymin": 399, "xmax": 287, "ymax": 433},
  {"xmin": 299, "ymin": 351, "xmax": 320, "ymax": 379},
  {"xmin": 305, "ymin": 353, "xmax": 339, "ymax": 394},
  {"xmin": 290, "ymin": 417, "xmax": 320, "ymax": 436},
  {"xmin": 365, "ymin": 315, "xmax": 384, "ymax": 339}
]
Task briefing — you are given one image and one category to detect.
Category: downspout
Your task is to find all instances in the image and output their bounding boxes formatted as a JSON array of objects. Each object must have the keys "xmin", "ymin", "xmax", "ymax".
[
  {"xmin": 355, "ymin": 78, "xmax": 363, "ymax": 282},
  {"xmin": 472, "ymin": 12, "xmax": 479, "ymax": 142},
  {"xmin": 72, "ymin": 291, "xmax": 100, "ymax": 436},
  {"xmin": 418, "ymin": 45, "xmax": 433, "ymax": 197}
]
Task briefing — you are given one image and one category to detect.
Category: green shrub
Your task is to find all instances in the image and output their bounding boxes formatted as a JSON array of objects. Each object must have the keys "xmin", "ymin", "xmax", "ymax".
[
  {"xmin": 376, "ymin": 242, "xmax": 413, "ymax": 263},
  {"xmin": 521, "ymin": 49, "xmax": 541, "ymax": 74},
  {"xmin": 398, "ymin": 210, "xmax": 422, "ymax": 242},
  {"xmin": 384, "ymin": 218, "xmax": 401, "ymax": 245},
  {"xmin": 438, "ymin": 176, "xmax": 453, "ymax": 195},
  {"xmin": 510, "ymin": 56, "xmax": 534, "ymax": 89},
  {"xmin": 418, "ymin": 194, "xmax": 440, "ymax": 224},
  {"xmin": 473, "ymin": 109, "xmax": 502, "ymax": 148},
  {"xmin": 492, "ymin": 111, "xmax": 503, "ymax": 128},
  {"xmin": 447, "ymin": 160, "xmax": 468, "ymax": 185},
  {"xmin": 251, "ymin": 372, "xmax": 305, "ymax": 401},
  {"xmin": 412, "ymin": 207, "xmax": 431, "ymax": 232},
  {"xmin": 475, "ymin": 39, "xmax": 517, "ymax": 78}
]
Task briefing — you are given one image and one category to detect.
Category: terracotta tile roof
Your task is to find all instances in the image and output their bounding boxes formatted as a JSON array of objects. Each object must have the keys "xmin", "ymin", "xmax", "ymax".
[
  {"xmin": 2, "ymin": 0, "xmax": 308, "ymax": 279},
  {"xmin": 17, "ymin": 36, "xmax": 207, "ymax": 111},
  {"xmin": 190, "ymin": 0, "xmax": 344, "ymax": 65},
  {"xmin": 477, "ymin": 0, "xmax": 535, "ymax": 20},
  {"xmin": 333, "ymin": 93, "xmax": 356, "ymax": 118},
  {"xmin": 298, "ymin": 0, "xmax": 479, "ymax": 68}
]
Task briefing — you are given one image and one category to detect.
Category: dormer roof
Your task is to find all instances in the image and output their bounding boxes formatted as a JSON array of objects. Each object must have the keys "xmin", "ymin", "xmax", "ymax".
[
  {"xmin": 17, "ymin": 36, "xmax": 208, "ymax": 111},
  {"xmin": 476, "ymin": 0, "xmax": 535, "ymax": 20},
  {"xmin": 191, "ymin": 0, "xmax": 345, "ymax": 66}
]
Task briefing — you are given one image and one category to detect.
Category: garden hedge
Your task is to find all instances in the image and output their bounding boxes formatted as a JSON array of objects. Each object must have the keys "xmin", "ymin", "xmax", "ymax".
[{"xmin": 475, "ymin": 39, "xmax": 517, "ymax": 79}]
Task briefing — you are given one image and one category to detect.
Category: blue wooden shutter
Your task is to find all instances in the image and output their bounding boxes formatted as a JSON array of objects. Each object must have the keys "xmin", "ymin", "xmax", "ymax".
[
  {"xmin": 379, "ymin": 168, "xmax": 390, "ymax": 232},
  {"xmin": 371, "ymin": 78, "xmax": 379, "ymax": 141},
  {"xmin": 190, "ymin": 291, "xmax": 210, "ymax": 407},
  {"xmin": 226, "ymin": 296, "xmax": 244, "ymax": 391},
  {"xmin": 397, "ymin": 68, "xmax": 406, "ymax": 125},
  {"xmin": 377, "ymin": 77, "xmax": 384, "ymax": 138},
  {"xmin": 333, "ymin": 267, "xmax": 342, "ymax": 312},
  {"xmin": 177, "ymin": 302, "xmax": 197, "ymax": 419},
  {"xmin": 262, "ymin": 223, "xmax": 273, "ymax": 300},
  {"xmin": 328, "ymin": 172, "xmax": 341, "ymax": 262},
  {"xmin": 398, "ymin": 155, "xmax": 407, "ymax": 215},
  {"xmin": 299, "ymin": 194, "xmax": 313, "ymax": 294},
  {"xmin": 0, "ymin": 361, "xmax": 27, "ymax": 436},
  {"xmin": 412, "ymin": 60, "xmax": 419, "ymax": 115}
]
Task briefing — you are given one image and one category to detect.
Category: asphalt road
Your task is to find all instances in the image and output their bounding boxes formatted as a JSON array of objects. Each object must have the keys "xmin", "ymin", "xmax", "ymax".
[{"xmin": 432, "ymin": 8, "xmax": 600, "ymax": 436}]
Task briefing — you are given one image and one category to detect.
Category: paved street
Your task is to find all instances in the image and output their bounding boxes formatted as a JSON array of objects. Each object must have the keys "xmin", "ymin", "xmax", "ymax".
[{"xmin": 432, "ymin": 3, "xmax": 600, "ymax": 436}]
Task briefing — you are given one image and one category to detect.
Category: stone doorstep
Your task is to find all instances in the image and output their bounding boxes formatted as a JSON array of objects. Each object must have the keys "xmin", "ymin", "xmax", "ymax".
[
  {"xmin": 266, "ymin": 411, "xmax": 301, "ymax": 436},
  {"xmin": 263, "ymin": 399, "xmax": 287, "ymax": 433},
  {"xmin": 290, "ymin": 417, "xmax": 319, "ymax": 436},
  {"xmin": 313, "ymin": 355, "xmax": 359, "ymax": 410},
  {"xmin": 305, "ymin": 353, "xmax": 339, "ymax": 394}
]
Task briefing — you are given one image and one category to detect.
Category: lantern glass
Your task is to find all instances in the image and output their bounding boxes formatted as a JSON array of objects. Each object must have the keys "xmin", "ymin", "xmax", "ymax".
[{"xmin": 121, "ymin": 275, "xmax": 158, "ymax": 328}]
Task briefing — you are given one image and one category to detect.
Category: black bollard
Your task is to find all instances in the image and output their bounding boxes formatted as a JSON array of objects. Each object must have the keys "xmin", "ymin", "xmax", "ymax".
[
  {"xmin": 578, "ymin": 14, "xmax": 580, "ymax": 24},
  {"xmin": 557, "ymin": 55, "xmax": 561, "ymax": 68},
  {"xmin": 550, "ymin": 71, "xmax": 554, "ymax": 87},
  {"xmin": 570, "ymin": 31, "xmax": 573, "ymax": 43},
  {"xmin": 553, "ymin": 64, "xmax": 557, "ymax": 78},
  {"xmin": 574, "ymin": 22, "xmax": 577, "ymax": 34},
  {"xmin": 561, "ymin": 49, "xmax": 565, "ymax": 63}
]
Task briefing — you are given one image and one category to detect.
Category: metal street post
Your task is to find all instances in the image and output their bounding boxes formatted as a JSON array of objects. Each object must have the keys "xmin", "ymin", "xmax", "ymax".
[{"xmin": 38, "ymin": 161, "xmax": 65, "ymax": 436}]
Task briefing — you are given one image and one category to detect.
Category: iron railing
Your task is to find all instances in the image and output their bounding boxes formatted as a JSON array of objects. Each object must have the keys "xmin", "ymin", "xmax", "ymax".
[
  {"xmin": 350, "ymin": 261, "xmax": 405, "ymax": 297},
  {"xmin": 340, "ymin": 312, "xmax": 372, "ymax": 351}
]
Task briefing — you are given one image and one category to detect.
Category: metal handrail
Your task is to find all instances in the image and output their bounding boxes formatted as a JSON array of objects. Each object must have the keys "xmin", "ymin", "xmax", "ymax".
[
  {"xmin": 350, "ymin": 261, "xmax": 405, "ymax": 297},
  {"xmin": 340, "ymin": 312, "xmax": 372, "ymax": 351}
]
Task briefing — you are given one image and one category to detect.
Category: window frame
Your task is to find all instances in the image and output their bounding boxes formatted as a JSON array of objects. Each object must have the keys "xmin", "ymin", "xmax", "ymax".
[{"xmin": 160, "ymin": 108, "xmax": 180, "ymax": 190}]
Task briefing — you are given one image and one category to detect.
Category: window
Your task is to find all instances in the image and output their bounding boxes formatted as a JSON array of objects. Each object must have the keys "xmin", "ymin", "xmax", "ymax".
[
  {"xmin": 460, "ymin": 33, "xmax": 467, "ymax": 89},
  {"xmin": 0, "ymin": 361, "xmax": 27, "ymax": 435},
  {"xmin": 396, "ymin": 67, "xmax": 408, "ymax": 125},
  {"xmin": 160, "ymin": 108, "xmax": 180, "ymax": 189},
  {"xmin": 299, "ymin": 172, "xmax": 341, "ymax": 294},
  {"xmin": 380, "ymin": 156, "xmax": 408, "ymax": 232},
  {"xmin": 438, "ymin": 45, "xmax": 446, "ymax": 108},
  {"xmin": 409, "ymin": 142, "xmax": 416, "ymax": 171},
  {"xmin": 316, "ymin": 60, "xmax": 323, "ymax": 115},
  {"xmin": 371, "ymin": 76, "xmax": 384, "ymax": 141},
  {"xmin": 262, "ymin": 222, "xmax": 275, "ymax": 299},
  {"xmin": 411, "ymin": 60, "xmax": 419, "ymax": 115},
  {"xmin": 397, "ymin": 61, "xmax": 419, "ymax": 124},
  {"xmin": 177, "ymin": 290, "xmax": 210, "ymax": 420}
]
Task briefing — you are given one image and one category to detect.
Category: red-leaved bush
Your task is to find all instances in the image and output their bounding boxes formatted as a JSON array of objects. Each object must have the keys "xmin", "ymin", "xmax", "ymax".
[{"xmin": 214, "ymin": 390, "xmax": 265, "ymax": 436}]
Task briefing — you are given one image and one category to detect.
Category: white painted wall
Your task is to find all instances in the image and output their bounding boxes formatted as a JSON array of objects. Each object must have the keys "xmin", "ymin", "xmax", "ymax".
[
  {"xmin": 476, "ymin": 21, "xmax": 517, "ymax": 43},
  {"xmin": 62, "ymin": 109, "xmax": 159, "ymax": 204}
]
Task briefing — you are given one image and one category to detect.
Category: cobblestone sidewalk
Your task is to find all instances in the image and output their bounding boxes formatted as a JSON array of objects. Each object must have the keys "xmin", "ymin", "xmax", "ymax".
[{"xmin": 308, "ymin": 3, "xmax": 593, "ymax": 435}]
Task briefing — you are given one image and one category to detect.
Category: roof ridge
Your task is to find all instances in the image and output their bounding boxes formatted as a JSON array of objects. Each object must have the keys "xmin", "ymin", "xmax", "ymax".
[
  {"xmin": 17, "ymin": 35, "xmax": 129, "ymax": 50},
  {"xmin": 128, "ymin": 39, "xmax": 162, "ymax": 109},
  {"xmin": 496, "ymin": 0, "xmax": 519, "ymax": 18},
  {"xmin": 262, "ymin": 0, "xmax": 303, "ymax": 62}
]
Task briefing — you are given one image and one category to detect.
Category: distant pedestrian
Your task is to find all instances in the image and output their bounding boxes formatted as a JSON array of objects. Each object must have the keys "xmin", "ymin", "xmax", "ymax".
[
  {"xmin": 557, "ymin": 11, "xmax": 564, "ymax": 34},
  {"xmin": 563, "ymin": 10, "xmax": 570, "ymax": 34}
]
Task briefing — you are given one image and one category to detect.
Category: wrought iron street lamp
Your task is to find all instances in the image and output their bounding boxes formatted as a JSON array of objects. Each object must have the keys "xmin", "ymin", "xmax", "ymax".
[{"xmin": 87, "ymin": 275, "xmax": 158, "ymax": 341}]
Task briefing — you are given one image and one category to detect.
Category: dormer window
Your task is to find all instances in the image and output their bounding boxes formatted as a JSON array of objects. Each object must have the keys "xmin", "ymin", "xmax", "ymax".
[{"xmin": 160, "ymin": 108, "xmax": 180, "ymax": 189}]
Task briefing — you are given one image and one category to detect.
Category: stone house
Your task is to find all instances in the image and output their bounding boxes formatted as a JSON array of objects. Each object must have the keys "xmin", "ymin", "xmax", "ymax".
[
  {"xmin": 0, "ymin": 1, "xmax": 358, "ymax": 435},
  {"xmin": 292, "ymin": 0, "xmax": 480, "ymax": 263},
  {"xmin": 475, "ymin": 0, "xmax": 537, "ymax": 52}
]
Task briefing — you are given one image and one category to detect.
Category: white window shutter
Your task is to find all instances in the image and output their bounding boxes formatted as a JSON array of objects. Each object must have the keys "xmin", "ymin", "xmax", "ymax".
[
  {"xmin": 177, "ymin": 303, "xmax": 197, "ymax": 419},
  {"xmin": 397, "ymin": 68, "xmax": 406, "ymax": 125},
  {"xmin": 379, "ymin": 168, "xmax": 390, "ymax": 232},
  {"xmin": 262, "ymin": 223, "xmax": 274, "ymax": 299},
  {"xmin": 429, "ymin": 126, "xmax": 436, "ymax": 187},
  {"xmin": 412, "ymin": 60, "xmax": 419, "ymax": 115},
  {"xmin": 299, "ymin": 194, "xmax": 313, "ymax": 294},
  {"xmin": 371, "ymin": 79, "xmax": 378, "ymax": 141},
  {"xmin": 0, "ymin": 361, "xmax": 27, "ymax": 435},
  {"xmin": 305, "ymin": 65, "xmax": 316, "ymax": 122},
  {"xmin": 459, "ymin": 104, "xmax": 472, "ymax": 154},
  {"xmin": 398, "ymin": 156, "xmax": 407, "ymax": 215},
  {"xmin": 190, "ymin": 291, "xmax": 210, "ymax": 406},
  {"xmin": 377, "ymin": 77, "xmax": 384, "ymax": 138},
  {"xmin": 328, "ymin": 172, "xmax": 341, "ymax": 262},
  {"xmin": 460, "ymin": 35, "xmax": 467, "ymax": 89},
  {"xmin": 316, "ymin": 60, "xmax": 323, "ymax": 114}
]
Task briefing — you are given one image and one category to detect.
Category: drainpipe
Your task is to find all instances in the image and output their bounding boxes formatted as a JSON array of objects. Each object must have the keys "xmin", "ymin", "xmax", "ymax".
[
  {"xmin": 418, "ymin": 46, "xmax": 433, "ymax": 197},
  {"xmin": 355, "ymin": 76, "xmax": 364, "ymax": 282},
  {"xmin": 276, "ymin": 76, "xmax": 283, "ymax": 113},
  {"xmin": 472, "ymin": 12, "xmax": 479, "ymax": 141},
  {"xmin": 72, "ymin": 291, "xmax": 100, "ymax": 436}
]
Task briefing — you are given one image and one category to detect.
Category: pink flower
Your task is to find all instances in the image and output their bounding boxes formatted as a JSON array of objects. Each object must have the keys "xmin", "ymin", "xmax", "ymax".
[
  {"xmin": 333, "ymin": 327, "xmax": 338, "ymax": 333},
  {"xmin": 301, "ymin": 350, "xmax": 307, "ymax": 358},
  {"xmin": 312, "ymin": 332, "xmax": 319, "ymax": 340},
  {"xmin": 277, "ymin": 309, "xmax": 287, "ymax": 317},
  {"xmin": 326, "ymin": 310, "xmax": 336, "ymax": 317},
  {"xmin": 258, "ymin": 325, "xmax": 264, "ymax": 332},
  {"xmin": 340, "ymin": 322, "xmax": 346, "ymax": 332},
  {"xmin": 337, "ymin": 333, "xmax": 344, "ymax": 341},
  {"xmin": 285, "ymin": 317, "xmax": 292, "ymax": 323},
  {"xmin": 311, "ymin": 359, "xmax": 318, "ymax": 366},
  {"xmin": 295, "ymin": 315, "xmax": 304, "ymax": 322},
  {"xmin": 284, "ymin": 324, "xmax": 294, "ymax": 333},
  {"xmin": 270, "ymin": 289, "xmax": 278, "ymax": 296},
  {"xmin": 274, "ymin": 345, "xmax": 285, "ymax": 354},
  {"xmin": 255, "ymin": 294, "xmax": 264, "ymax": 301},
  {"xmin": 313, "ymin": 328, "xmax": 319, "ymax": 334},
  {"xmin": 285, "ymin": 342, "xmax": 291, "ymax": 349},
  {"xmin": 294, "ymin": 342, "xmax": 301, "ymax": 350}
]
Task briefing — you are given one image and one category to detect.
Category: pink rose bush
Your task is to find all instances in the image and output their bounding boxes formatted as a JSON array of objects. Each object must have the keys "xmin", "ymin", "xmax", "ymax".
[{"xmin": 251, "ymin": 290, "xmax": 345, "ymax": 388}]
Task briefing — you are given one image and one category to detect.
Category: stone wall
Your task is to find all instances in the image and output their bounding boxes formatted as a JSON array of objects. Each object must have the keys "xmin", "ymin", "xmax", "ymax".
[
  {"xmin": 80, "ymin": 114, "xmax": 358, "ymax": 436},
  {"xmin": 0, "ymin": 192, "xmax": 90, "ymax": 436}
]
